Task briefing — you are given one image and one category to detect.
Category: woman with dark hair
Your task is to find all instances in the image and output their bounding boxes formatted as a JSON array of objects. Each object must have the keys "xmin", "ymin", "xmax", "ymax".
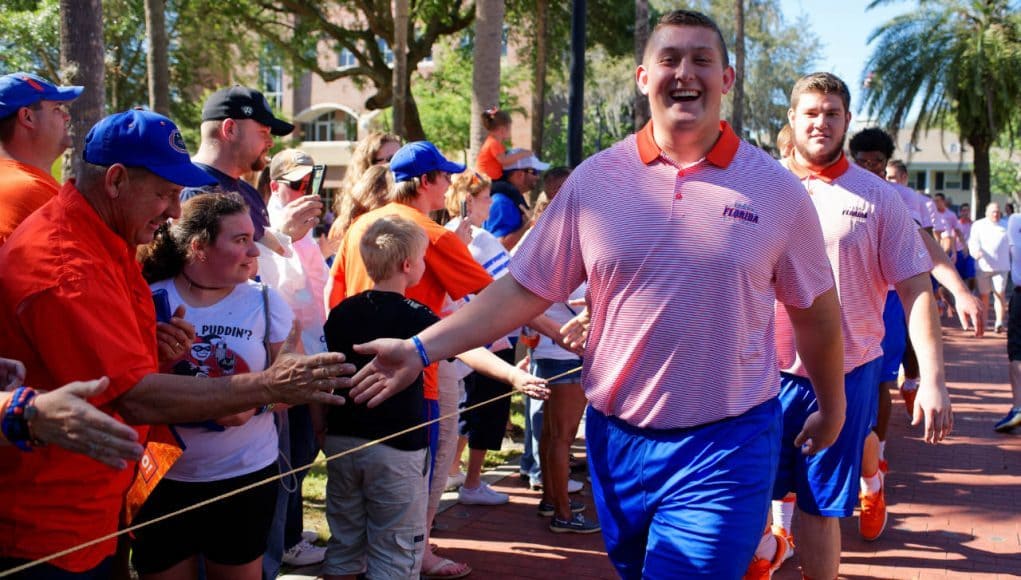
[{"xmin": 133, "ymin": 193, "xmax": 296, "ymax": 580}]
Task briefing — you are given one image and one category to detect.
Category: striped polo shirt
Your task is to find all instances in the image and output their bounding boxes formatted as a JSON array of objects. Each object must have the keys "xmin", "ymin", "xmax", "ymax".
[
  {"xmin": 776, "ymin": 154, "xmax": 932, "ymax": 377},
  {"xmin": 890, "ymin": 181, "xmax": 932, "ymax": 228},
  {"xmin": 510, "ymin": 121, "xmax": 834, "ymax": 430}
]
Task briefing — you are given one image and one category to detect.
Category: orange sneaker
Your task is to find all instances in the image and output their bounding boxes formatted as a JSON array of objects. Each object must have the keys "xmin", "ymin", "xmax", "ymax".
[
  {"xmin": 742, "ymin": 530, "xmax": 790, "ymax": 579},
  {"xmin": 859, "ymin": 478, "xmax": 888, "ymax": 541}
]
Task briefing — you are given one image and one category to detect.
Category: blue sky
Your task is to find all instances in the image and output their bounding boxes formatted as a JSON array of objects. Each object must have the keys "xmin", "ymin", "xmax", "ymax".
[{"xmin": 778, "ymin": 0, "xmax": 911, "ymax": 90}]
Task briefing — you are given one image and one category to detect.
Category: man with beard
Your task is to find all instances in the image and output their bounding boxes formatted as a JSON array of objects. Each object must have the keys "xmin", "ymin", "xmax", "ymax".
[
  {"xmin": 757, "ymin": 73, "xmax": 953, "ymax": 579},
  {"xmin": 182, "ymin": 86, "xmax": 321, "ymax": 241},
  {"xmin": 348, "ymin": 11, "xmax": 846, "ymax": 578},
  {"xmin": 0, "ymin": 72, "xmax": 82, "ymax": 246}
]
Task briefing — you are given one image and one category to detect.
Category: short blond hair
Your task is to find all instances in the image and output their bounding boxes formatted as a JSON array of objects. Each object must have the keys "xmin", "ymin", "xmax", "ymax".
[
  {"xmin": 359, "ymin": 215, "xmax": 427, "ymax": 282},
  {"xmin": 445, "ymin": 172, "xmax": 492, "ymax": 217}
]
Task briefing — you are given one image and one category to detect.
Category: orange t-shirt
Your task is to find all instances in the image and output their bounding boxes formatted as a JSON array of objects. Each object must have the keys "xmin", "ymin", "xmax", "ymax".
[
  {"xmin": 0, "ymin": 158, "xmax": 60, "ymax": 248},
  {"xmin": 327, "ymin": 202, "xmax": 492, "ymax": 399},
  {"xmin": 0, "ymin": 181, "xmax": 158, "ymax": 572},
  {"xmin": 476, "ymin": 135, "xmax": 506, "ymax": 181}
]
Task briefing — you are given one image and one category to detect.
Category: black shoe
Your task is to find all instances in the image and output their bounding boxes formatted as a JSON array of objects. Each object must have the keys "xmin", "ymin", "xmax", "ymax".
[
  {"xmin": 549, "ymin": 513, "xmax": 601, "ymax": 534},
  {"xmin": 537, "ymin": 499, "xmax": 586, "ymax": 517}
]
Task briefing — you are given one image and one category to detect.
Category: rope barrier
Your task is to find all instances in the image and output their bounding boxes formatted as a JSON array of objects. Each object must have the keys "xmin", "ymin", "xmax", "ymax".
[{"xmin": 0, "ymin": 364, "xmax": 584, "ymax": 578}]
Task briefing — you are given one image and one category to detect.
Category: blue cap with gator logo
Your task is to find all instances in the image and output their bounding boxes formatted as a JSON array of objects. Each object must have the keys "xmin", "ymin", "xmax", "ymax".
[{"xmin": 83, "ymin": 109, "xmax": 216, "ymax": 187}]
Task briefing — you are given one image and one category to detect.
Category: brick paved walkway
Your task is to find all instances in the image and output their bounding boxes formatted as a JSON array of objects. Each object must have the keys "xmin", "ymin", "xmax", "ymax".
[{"xmin": 428, "ymin": 323, "xmax": 1021, "ymax": 579}]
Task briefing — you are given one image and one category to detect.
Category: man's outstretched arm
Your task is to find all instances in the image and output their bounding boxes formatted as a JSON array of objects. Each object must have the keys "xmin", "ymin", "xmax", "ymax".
[{"xmin": 350, "ymin": 275, "xmax": 554, "ymax": 407}]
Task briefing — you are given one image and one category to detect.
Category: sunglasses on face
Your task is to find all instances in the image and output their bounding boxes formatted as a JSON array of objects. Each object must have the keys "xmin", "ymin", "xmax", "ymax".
[
  {"xmin": 277, "ymin": 178, "xmax": 308, "ymax": 191},
  {"xmin": 372, "ymin": 155, "xmax": 393, "ymax": 165}
]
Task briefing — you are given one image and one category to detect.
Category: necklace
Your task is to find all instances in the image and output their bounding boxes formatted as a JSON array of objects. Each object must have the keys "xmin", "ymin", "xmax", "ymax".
[{"xmin": 180, "ymin": 270, "xmax": 231, "ymax": 291}]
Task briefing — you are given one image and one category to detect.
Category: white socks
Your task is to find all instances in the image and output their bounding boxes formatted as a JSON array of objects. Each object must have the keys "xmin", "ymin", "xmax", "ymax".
[{"xmin": 861, "ymin": 471, "xmax": 882, "ymax": 495}]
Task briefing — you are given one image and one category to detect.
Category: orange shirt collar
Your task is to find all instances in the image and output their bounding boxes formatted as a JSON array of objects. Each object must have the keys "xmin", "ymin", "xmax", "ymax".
[
  {"xmin": 786, "ymin": 152, "xmax": 850, "ymax": 183},
  {"xmin": 636, "ymin": 120, "xmax": 740, "ymax": 168}
]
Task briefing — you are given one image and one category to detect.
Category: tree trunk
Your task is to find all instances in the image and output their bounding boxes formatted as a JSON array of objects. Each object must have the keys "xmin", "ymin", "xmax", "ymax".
[
  {"xmin": 60, "ymin": 0, "xmax": 105, "ymax": 180},
  {"xmin": 392, "ymin": 0, "xmax": 410, "ymax": 139},
  {"xmin": 403, "ymin": 95, "xmax": 426, "ymax": 142},
  {"xmin": 530, "ymin": 0, "xmax": 548, "ymax": 157},
  {"xmin": 144, "ymin": 0, "xmax": 170, "ymax": 115},
  {"xmin": 731, "ymin": 0, "xmax": 745, "ymax": 137},
  {"xmin": 971, "ymin": 135, "xmax": 992, "ymax": 213},
  {"xmin": 633, "ymin": 0, "xmax": 650, "ymax": 130},
  {"xmin": 471, "ymin": 0, "xmax": 505, "ymax": 164}
]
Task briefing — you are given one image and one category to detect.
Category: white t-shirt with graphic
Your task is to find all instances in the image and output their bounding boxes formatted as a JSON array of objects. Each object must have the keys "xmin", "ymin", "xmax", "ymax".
[{"xmin": 150, "ymin": 278, "xmax": 294, "ymax": 482}]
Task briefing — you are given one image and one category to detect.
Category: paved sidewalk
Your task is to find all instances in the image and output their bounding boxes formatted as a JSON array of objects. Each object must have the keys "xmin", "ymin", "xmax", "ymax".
[{"xmin": 430, "ymin": 323, "xmax": 1020, "ymax": 579}]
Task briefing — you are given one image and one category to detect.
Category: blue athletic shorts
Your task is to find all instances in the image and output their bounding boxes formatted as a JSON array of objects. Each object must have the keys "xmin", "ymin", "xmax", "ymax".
[
  {"xmin": 773, "ymin": 357, "xmax": 882, "ymax": 517},
  {"xmin": 880, "ymin": 290, "xmax": 907, "ymax": 383},
  {"xmin": 955, "ymin": 251, "xmax": 975, "ymax": 279},
  {"xmin": 586, "ymin": 399, "xmax": 780, "ymax": 579}
]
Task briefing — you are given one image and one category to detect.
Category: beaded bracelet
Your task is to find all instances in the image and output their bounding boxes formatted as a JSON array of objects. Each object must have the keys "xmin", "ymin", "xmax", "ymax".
[
  {"xmin": 411, "ymin": 335, "xmax": 431, "ymax": 368},
  {"xmin": 1, "ymin": 386, "xmax": 39, "ymax": 452}
]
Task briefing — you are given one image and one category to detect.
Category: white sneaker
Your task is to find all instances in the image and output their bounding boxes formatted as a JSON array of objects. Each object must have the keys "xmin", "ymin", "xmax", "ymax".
[
  {"xmin": 282, "ymin": 539, "xmax": 326, "ymax": 567},
  {"xmin": 300, "ymin": 529, "xmax": 318, "ymax": 543},
  {"xmin": 567, "ymin": 479, "xmax": 583, "ymax": 494},
  {"xmin": 458, "ymin": 482, "xmax": 509, "ymax": 505},
  {"xmin": 445, "ymin": 471, "xmax": 466, "ymax": 491}
]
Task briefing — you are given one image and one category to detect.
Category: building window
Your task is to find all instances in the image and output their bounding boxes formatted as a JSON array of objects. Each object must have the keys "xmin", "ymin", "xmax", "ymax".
[
  {"xmin": 338, "ymin": 48, "xmax": 357, "ymax": 68},
  {"xmin": 935, "ymin": 171, "xmax": 945, "ymax": 190},
  {"xmin": 259, "ymin": 58, "xmax": 284, "ymax": 111},
  {"xmin": 914, "ymin": 171, "xmax": 927, "ymax": 191},
  {"xmin": 301, "ymin": 110, "xmax": 358, "ymax": 142},
  {"xmin": 962, "ymin": 171, "xmax": 972, "ymax": 190},
  {"xmin": 377, "ymin": 38, "xmax": 394, "ymax": 65}
]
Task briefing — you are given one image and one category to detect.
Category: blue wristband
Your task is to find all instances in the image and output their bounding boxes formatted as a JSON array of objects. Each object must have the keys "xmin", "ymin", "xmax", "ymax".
[{"xmin": 411, "ymin": 335, "xmax": 431, "ymax": 368}]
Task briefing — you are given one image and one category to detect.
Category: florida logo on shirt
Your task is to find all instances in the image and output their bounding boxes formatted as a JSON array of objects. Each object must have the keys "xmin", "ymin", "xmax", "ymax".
[
  {"xmin": 722, "ymin": 201, "xmax": 760, "ymax": 224},
  {"xmin": 842, "ymin": 202, "xmax": 871, "ymax": 221}
]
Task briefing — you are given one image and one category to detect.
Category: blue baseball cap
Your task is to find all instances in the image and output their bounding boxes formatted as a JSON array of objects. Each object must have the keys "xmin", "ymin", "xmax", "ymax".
[
  {"xmin": 83, "ymin": 109, "xmax": 216, "ymax": 187},
  {"xmin": 0, "ymin": 72, "xmax": 83, "ymax": 118},
  {"xmin": 390, "ymin": 141, "xmax": 466, "ymax": 182}
]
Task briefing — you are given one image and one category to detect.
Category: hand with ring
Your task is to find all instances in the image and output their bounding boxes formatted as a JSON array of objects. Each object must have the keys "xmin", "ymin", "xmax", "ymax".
[
  {"xmin": 263, "ymin": 327, "xmax": 355, "ymax": 406},
  {"xmin": 156, "ymin": 305, "xmax": 196, "ymax": 366}
]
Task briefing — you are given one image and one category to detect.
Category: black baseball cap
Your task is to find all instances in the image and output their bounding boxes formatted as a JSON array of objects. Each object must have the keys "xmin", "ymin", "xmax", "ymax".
[{"xmin": 201, "ymin": 85, "xmax": 294, "ymax": 136}]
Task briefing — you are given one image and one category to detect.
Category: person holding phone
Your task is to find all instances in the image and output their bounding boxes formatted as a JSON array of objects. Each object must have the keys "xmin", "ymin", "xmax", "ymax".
[{"xmin": 257, "ymin": 148, "xmax": 334, "ymax": 568}]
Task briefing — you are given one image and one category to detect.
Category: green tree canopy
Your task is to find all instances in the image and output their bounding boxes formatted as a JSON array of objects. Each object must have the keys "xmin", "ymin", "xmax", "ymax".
[{"xmin": 862, "ymin": 0, "xmax": 1021, "ymax": 210}]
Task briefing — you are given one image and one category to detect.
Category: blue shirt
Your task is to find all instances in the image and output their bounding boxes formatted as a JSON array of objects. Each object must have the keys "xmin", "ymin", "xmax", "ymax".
[
  {"xmin": 181, "ymin": 163, "xmax": 269, "ymax": 240},
  {"xmin": 483, "ymin": 180, "xmax": 527, "ymax": 239}
]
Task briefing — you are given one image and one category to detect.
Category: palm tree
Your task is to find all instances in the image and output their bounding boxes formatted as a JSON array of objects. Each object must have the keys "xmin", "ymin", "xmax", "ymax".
[
  {"xmin": 471, "ymin": 0, "xmax": 505, "ymax": 163},
  {"xmin": 59, "ymin": 0, "xmax": 105, "ymax": 180},
  {"xmin": 861, "ymin": 0, "xmax": 1021, "ymax": 210}
]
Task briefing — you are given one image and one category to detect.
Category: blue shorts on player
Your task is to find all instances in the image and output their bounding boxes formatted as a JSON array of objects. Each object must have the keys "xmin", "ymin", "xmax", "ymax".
[
  {"xmin": 880, "ymin": 290, "xmax": 907, "ymax": 383},
  {"xmin": 586, "ymin": 398, "xmax": 780, "ymax": 579},
  {"xmin": 773, "ymin": 358, "xmax": 882, "ymax": 517},
  {"xmin": 955, "ymin": 250, "xmax": 975, "ymax": 280}
]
